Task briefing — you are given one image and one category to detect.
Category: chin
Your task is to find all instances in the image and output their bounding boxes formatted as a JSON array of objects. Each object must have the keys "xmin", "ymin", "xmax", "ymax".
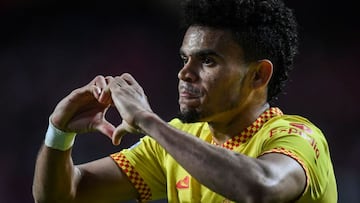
[{"xmin": 177, "ymin": 109, "xmax": 201, "ymax": 123}]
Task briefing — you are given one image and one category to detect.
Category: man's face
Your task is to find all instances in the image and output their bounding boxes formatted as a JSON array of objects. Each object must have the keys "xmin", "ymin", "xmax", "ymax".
[{"xmin": 178, "ymin": 26, "xmax": 250, "ymax": 123}]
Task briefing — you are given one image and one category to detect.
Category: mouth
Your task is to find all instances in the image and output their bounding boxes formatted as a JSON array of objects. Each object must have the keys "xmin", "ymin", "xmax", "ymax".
[
  {"xmin": 179, "ymin": 91, "xmax": 200, "ymax": 99},
  {"xmin": 178, "ymin": 83, "xmax": 202, "ymax": 107},
  {"xmin": 179, "ymin": 83, "xmax": 202, "ymax": 96}
]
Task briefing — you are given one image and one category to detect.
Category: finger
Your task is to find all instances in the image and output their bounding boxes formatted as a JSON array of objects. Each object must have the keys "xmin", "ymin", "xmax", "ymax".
[
  {"xmin": 120, "ymin": 73, "xmax": 145, "ymax": 94},
  {"xmin": 92, "ymin": 85, "xmax": 102, "ymax": 100},
  {"xmin": 95, "ymin": 119, "xmax": 116, "ymax": 139},
  {"xmin": 93, "ymin": 75, "xmax": 108, "ymax": 89},
  {"xmin": 115, "ymin": 76, "xmax": 128, "ymax": 87},
  {"xmin": 112, "ymin": 121, "xmax": 140, "ymax": 145},
  {"xmin": 90, "ymin": 75, "xmax": 107, "ymax": 100},
  {"xmin": 112, "ymin": 130, "xmax": 125, "ymax": 146},
  {"xmin": 105, "ymin": 76, "xmax": 114, "ymax": 84},
  {"xmin": 98, "ymin": 89, "xmax": 111, "ymax": 104},
  {"xmin": 120, "ymin": 73, "xmax": 136, "ymax": 85},
  {"xmin": 112, "ymin": 122, "xmax": 128, "ymax": 145},
  {"xmin": 99, "ymin": 76, "xmax": 114, "ymax": 104}
]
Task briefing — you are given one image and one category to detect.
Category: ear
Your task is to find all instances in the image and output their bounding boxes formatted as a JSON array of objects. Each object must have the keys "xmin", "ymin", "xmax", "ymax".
[{"xmin": 252, "ymin": 59, "xmax": 273, "ymax": 89}]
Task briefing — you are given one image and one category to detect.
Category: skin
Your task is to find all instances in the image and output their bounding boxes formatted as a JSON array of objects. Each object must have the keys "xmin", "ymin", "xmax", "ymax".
[{"xmin": 33, "ymin": 26, "xmax": 306, "ymax": 203}]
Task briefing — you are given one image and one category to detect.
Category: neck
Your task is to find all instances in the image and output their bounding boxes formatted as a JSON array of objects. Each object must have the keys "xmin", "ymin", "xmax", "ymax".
[{"xmin": 208, "ymin": 102, "xmax": 270, "ymax": 145}]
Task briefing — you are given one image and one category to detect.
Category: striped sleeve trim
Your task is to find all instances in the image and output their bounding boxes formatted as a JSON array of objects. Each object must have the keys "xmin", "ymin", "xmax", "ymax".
[
  {"xmin": 110, "ymin": 152, "xmax": 152, "ymax": 201},
  {"xmin": 259, "ymin": 147, "xmax": 310, "ymax": 197}
]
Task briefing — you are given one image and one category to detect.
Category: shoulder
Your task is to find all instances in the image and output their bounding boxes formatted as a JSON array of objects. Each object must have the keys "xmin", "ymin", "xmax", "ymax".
[
  {"xmin": 259, "ymin": 113, "xmax": 337, "ymax": 201},
  {"xmin": 262, "ymin": 114, "xmax": 325, "ymax": 141}
]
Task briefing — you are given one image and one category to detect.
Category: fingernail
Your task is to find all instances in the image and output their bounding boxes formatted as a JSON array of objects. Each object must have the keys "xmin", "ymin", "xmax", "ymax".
[{"xmin": 96, "ymin": 87, "xmax": 101, "ymax": 95}]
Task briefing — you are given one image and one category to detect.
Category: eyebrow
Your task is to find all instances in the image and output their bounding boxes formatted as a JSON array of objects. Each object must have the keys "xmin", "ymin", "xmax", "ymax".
[{"xmin": 179, "ymin": 48, "xmax": 224, "ymax": 59}]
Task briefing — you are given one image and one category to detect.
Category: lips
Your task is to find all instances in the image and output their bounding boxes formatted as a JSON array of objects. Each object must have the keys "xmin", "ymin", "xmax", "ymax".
[
  {"xmin": 179, "ymin": 83, "xmax": 201, "ymax": 98},
  {"xmin": 178, "ymin": 83, "xmax": 202, "ymax": 108},
  {"xmin": 179, "ymin": 90, "xmax": 200, "ymax": 98}
]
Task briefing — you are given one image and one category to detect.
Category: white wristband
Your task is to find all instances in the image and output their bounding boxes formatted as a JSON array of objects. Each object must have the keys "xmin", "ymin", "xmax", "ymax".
[{"xmin": 44, "ymin": 120, "xmax": 76, "ymax": 151}]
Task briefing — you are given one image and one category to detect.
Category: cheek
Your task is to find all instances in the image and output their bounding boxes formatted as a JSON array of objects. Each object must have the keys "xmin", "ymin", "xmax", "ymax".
[
  {"xmin": 200, "ymin": 73, "xmax": 220, "ymax": 97},
  {"xmin": 214, "ymin": 76, "xmax": 243, "ymax": 104},
  {"xmin": 200, "ymin": 68, "xmax": 242, "ymax": 99}
]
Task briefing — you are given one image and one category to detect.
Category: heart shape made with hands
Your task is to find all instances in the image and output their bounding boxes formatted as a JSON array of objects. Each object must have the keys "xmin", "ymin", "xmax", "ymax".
[
  {"xmin": 65, "ymin": 74, "xmax": 151, "ymax": 146},
  {"xmin": 96, "ymin": 89, "xmax": 146, "ymax": 146}
]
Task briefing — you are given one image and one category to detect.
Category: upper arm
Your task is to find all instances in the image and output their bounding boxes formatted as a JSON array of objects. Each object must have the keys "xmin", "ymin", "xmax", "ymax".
[
  {"xmin": 257, "ymin": 152, "xmax": 307, "ymax": 202},
  {"xmin": 73, "ymin": 156, "xmax": 138, "ymax": 203}
]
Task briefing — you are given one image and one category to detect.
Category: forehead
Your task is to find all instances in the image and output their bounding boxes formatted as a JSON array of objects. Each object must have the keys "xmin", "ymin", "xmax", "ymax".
[{"xmin": 181, "ymin": 26, "xmax": 242, "ymax": 55}]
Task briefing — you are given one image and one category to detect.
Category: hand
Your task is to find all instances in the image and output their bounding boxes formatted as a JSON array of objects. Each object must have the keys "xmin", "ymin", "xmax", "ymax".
[
  {"xmin": 108, "ymin": 73, "xmax": 153, "ymax": 145},
  {"xmin": 50, "ymin": 75, "xmax": 116, "ymax": 139}
]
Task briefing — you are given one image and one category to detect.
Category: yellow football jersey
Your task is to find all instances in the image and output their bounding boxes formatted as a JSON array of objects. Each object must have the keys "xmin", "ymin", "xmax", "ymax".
[{"xmin": 111, "ymin": 107, "xmax": 337, "ymax": 202}]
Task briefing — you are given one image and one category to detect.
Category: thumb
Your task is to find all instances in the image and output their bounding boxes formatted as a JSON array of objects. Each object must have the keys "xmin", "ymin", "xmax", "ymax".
[
  {"xmin": 112, "ymin": 121, "xmax": 139, "ymax": 146},
  {"xmin": 95, "ymin": 120, "xmax": 116, "ymax": 139}
]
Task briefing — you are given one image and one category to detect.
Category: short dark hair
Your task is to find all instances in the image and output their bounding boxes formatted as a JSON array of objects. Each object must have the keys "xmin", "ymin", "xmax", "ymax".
[{"xmin": 181, "ymin": 0, "xmax": 299, "ymax": 102}]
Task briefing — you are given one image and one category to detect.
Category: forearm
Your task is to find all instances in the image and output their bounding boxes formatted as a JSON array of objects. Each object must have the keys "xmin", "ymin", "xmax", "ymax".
[
  {"xmin": 33, "ymin": 145, "xmax": 79, "ymax": 203},
  {"xmin": 137, "ymin": 113, "xmax": 269, "ymax": 201}
]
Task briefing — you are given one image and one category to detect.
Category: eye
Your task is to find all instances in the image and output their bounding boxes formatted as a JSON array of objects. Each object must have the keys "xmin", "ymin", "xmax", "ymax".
[
  {"xmin": 201, "ymin": 56, "xmax": 215, "ymax": 66},
  {"xmin": 181, "ymin": 55, "xmax": 189, "ymax": 65}
]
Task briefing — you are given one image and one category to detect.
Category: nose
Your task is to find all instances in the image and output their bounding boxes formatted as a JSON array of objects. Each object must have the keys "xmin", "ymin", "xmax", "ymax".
[{"xmin": 178, "ymin": 61, "xmax": 198, "ymax": 83}]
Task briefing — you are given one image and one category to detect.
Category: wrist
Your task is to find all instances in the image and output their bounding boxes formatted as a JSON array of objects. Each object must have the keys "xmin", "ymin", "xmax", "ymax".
[
  {"xmin": 44, "ymin": 119, "xmax": 76, "ymax": 151},
  {"xmin": 135, "ymin": 111, "xmax": 161, "ymax": 134}
]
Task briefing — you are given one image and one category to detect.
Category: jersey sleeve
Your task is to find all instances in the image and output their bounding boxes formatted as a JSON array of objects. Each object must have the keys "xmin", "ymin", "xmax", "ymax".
[
  {"xmin": 260, "ymin": 116, "xmax": 333, "ymax": 199},
  {"xmin": 110, "ymin": 119, "xmax": 184, "ymax": 201},
  {"xmin": 110, "ymin": 136, "xmax": 166, "ymax": 201}
]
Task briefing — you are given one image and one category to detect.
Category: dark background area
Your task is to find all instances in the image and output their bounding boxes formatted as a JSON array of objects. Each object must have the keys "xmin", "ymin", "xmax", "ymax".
[{"xmin": 0, "ymin": 0, "xmax": 358, "ymax": 202}]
